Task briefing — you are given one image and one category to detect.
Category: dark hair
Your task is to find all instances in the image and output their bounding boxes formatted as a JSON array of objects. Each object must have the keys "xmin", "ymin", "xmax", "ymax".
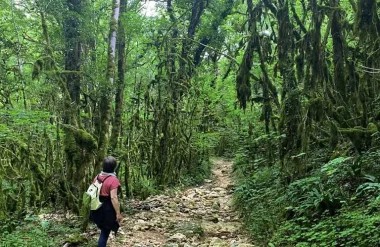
[{"xmin": 102, "ymin": 156, "xmax": 117, "ymax": 173}]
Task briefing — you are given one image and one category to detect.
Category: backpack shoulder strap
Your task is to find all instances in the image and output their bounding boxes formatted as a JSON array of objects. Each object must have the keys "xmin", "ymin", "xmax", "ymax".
[{"xmin": 98, "ymin": 175, "xmax": 111, "ymax": 184}]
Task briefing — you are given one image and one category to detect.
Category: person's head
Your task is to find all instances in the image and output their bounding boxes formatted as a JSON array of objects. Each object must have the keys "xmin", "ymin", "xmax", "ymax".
[{"xmin": 102, "ymin": 156, "xmax": 117, "ymax": 173}]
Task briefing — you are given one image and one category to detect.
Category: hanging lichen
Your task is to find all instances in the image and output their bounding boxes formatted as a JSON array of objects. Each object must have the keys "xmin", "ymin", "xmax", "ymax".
[
  {"xmin": 277, "ymin": 0, "xmax": 303, "ymax": 182},
  {"xmin": 236, "ymin": 0, "xmax": 259, "ymax": 110},
  {"xmin": 331, "ymin": 0, "xmax": 346, "ymax": 100},
  {"xmin": 355, "ymin": 0, "xmax": 380, "ymax": 40}
]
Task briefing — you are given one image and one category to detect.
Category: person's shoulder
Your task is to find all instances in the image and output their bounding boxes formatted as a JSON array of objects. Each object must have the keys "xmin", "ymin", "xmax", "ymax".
[
  {"xmin": 107, "ymin": 176, "xmax": 120, "ymax": 182},
  {"xmin": 109, "ymin": 176, "xmax": 121, "ymax": 186}
]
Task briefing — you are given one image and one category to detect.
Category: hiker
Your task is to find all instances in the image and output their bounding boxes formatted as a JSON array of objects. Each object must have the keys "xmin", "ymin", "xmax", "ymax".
[{"xmin": 90, "ymin": 156, "xmax": 122, "ymax": 247}]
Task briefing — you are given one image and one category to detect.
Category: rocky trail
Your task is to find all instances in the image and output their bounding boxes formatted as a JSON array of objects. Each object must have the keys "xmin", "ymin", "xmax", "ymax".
[{"xmin": 105, "ymin": 160, "xmax": 254, "ymax": 247}]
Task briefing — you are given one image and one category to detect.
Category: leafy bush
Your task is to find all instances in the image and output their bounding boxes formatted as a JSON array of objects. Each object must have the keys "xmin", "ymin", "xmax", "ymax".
[
  {"xmin": 180, "ymin": 158, "xmax": 212, "ymax": 186},
  {"xmin": 233, "ymin": 164, "xmax": 283, "ymax": 243},
  {"xmin": 358, "ymin": 151, "xmax": 380, "ymax": 181},
  {"xmin": 234, "ymin": 145, "xmax": 380, "ymax": 246},
  {"xmin": 270, "ymin": 204, "xmax": 380, "ymax": 247},
  {"xmin": 0, "ymin": 214, "xmax": 96, "ymax": 247},
  {"xmin": 283, "ymin": 157, "xmax": 362, "ymax": 219},
  {"xmin": 131, "ymin": 175, "xmax": 158, "ymax": 200},
  {"xmin": 356, "ymin": 182, "xmax": 380, "ymax": 199}
]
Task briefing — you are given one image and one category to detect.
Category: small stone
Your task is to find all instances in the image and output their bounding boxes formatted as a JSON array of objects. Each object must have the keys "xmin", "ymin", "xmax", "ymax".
[
  {"xmin": 230, "ymin": 240, "xmax": 238, "ymax": 247},
  {"xmin": 210, "ymin": 216, "xmax": 219, "ymax": 223},
  {"xmin": 209, "ymin": 237, "xmax": 229, "ymax": 247},
  {"xmin": 168, "ymin": 233, "xmax": 187, "ymax": 243},
  {"xmin": 165, "ymin": 243, "xmax": 179, "ymax": 247},
  {"xmin": 212, "ymin": 200, "xmax": 220, "ymax": 210},
  {"xmin": 208, "ymin": 192, "xmax": 219, "ymax": 198}
]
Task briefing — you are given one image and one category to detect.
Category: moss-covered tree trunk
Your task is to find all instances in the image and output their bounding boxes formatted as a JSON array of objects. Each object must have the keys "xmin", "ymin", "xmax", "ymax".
[
  {"xmin": 235, "ymin": 0, "xmax": 257, "ymax": 110},
  {"xmin": 331, "ymin": 0, "xmax": 346, "ymax": 101},
  {"xmin": 64, "ymin": 0, "xmax": 82, "ymax": 112},
  {"xmin": 96, "ymin": 0, "xmax": 121, "ymax": 171},
  {"xmin": 300, "ymin": 0, "xmax": 324, "ymax": 155},
  {"xmin": 277, "ymin": 0, "xmax": 302, "ymax": 182},
  {"xmin": 63, "ymin": 0, "xmax": 84, "ymax": 192},
  {"xmin": 39, "ymin": 8, "xmax": 81, "ymax": 211},
  {"xmin": 111, "ymin": 0, "xmax": 126, "ymax": 150},
  {"xmin": 177, "ymin": 0, "xmax": 206, "ymax": 99}
]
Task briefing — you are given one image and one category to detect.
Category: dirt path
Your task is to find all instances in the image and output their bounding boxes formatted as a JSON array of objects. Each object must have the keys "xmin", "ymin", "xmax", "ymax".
[{"xmin": 106, "ymin": 159, "xmax": 254, "ymax": 247}]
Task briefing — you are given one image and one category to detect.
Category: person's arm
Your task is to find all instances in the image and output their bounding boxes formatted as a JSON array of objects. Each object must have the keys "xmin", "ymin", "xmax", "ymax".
[{"xmin": 110, "ymin": 188, "xmax": 122, "ymax": 223}]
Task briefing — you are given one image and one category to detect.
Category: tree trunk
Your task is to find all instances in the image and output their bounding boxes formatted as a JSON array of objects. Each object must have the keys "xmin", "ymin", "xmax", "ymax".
[
  {"xmin": 111, "ymin": 0, "xmax": 127, "ymax": 149},
  {"xmin": 277, "ymin": 0, "xmax": 302, "ymax": 182},
  {"xmin": 96, "ymin": 0, "xmax": 121, "ymax": 171},
  {"xmin": 177, "ymin": 0, "xmax": 206, "ymax": 97},
  {"xmin": 236, "ymin": 0, "xmax": 257, "ymax": 110},
  {"xmin": 64, "ymin": 0, "xmax": 82, "ymax": 111},
  {"xmin": 331, "ymin": 0, "xmax": 346, "ymax": 100}
]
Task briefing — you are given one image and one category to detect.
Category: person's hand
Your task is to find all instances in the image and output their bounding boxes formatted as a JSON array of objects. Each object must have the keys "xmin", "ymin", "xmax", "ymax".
[{"xmin": 116, "ymin": 213, "xmax": 122, "ymax": 223}]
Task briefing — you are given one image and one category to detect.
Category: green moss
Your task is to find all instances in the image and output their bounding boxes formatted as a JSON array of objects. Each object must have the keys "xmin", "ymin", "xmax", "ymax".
[
  {"xmin": 367, "ymin": 122, "xmax": 377, "ymax": 133},
  {"xmin": 64, "ymin": 233, "xmax": 88, "ymax": 245},
  {"xmin": 338, "ymin": 125, "xmax": 377, "ymax": 134},
  {"xmin": 330, "ymin": 122, "xmax": 338, "ymax": 150},
  {"xmin": 355, "ymin": 0, "xmax": 380, "ymax": 40},
  {"xmin": 63, "ymin": 126, "xmax": 97, "ymax": 205},
  {"xmin": 64, "ymin": 127, "xmax": 97, "ymax": 155},
  {"xmin": 73, "ymin": 129, "xmax": 97, "ymax": 151},
  {"xmin": 338, "ymin": 124, "xmax": 378, "ymax": 152},
  {"xmin": 110, "ymin": 18, "xmax": 118, "ymax": 31}
]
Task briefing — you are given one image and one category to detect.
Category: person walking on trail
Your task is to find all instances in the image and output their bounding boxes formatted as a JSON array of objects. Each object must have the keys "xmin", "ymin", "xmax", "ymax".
[{"xmin": 90, "ymin": 156, "xmax": 122, "ymax": 247}]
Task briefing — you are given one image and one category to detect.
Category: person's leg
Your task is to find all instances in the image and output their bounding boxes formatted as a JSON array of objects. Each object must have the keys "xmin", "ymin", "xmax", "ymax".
[{"xmin": 98, "ymin": 228, "xmax": 111, "ymax": 247}]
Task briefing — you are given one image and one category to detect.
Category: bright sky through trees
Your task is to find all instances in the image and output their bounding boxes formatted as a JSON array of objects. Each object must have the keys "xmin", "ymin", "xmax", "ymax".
[{"xmin": 142, "ymin": 0, "xmax": 158, "ymax": 17}]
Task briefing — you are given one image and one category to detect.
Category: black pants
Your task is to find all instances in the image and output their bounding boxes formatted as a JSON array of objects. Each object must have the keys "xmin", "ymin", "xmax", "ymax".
[
  {"xmin": 90, "ymin": 196, "xmax": 119, "ymax": 233},
  {"xmin": 98, "ymin": 228, "xmax": 111, "ymax": 247}
]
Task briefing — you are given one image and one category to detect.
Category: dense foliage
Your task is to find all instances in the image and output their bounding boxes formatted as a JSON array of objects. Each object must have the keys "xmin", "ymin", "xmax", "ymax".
[
  {"xmin": 0, "ymin": 0, "xmax": 220, "ymax": 233},
  {"xmin": 230, "ymin": 1, "xmax": 380, "ymax": 245},
  {"xmin": 1, "ymin": 0, "xmax": 380, "ymax": 245}
]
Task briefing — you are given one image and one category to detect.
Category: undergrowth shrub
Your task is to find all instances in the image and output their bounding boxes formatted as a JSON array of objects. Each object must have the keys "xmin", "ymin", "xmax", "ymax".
[
  {"xmin": 271, "ymin": 203, "xmax": 380, "ymax": 247},
  {"xmin": 234, "ymin": 140, "xmax": 380, "ymax": 246},
  {"xmin": 233, "ymin": 143, "xmax": 283, "ymax": 243},
  {"xmin": 131, "ymin": 174, "xmax": 158, "ymax": 200},
  {"xmin": 359, "ymin": 150, "xmax": 380, "ymax": 180},
  {"xmin": 180, "ymin": 158, "xmax": 212, "ymax": 186},
  {"xmin": 283, "ymin": 157, "xmax": 357, "ymax": 219},
  {"xmin": 0, "ymin": 214, "xmax": 95, "ymax": 247},
  {"xmin": 125, "ymin": 132, "xmax": 214, "ymax": 199}
]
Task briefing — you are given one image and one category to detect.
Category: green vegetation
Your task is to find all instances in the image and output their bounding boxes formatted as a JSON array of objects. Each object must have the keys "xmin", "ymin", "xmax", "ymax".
[
  {"xmin": 229, "ymin": 0, "xmax": 380, "ymax": 245},
  {"xmin": 1, "ymin": 0, "xmax": 380, "ymax": 245},
  {"xmin": 0, "ymin": 214, "xmax": 96, "ymax": 247},
  {"xmin": 234, "ymin": 137, "xmax": 380, "ymax": 246}
]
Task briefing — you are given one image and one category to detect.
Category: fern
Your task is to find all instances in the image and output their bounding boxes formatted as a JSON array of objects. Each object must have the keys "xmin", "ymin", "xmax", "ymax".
[{"xmin": 321, "ymin": 157, "xmax": 352, "ymax": 175}]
